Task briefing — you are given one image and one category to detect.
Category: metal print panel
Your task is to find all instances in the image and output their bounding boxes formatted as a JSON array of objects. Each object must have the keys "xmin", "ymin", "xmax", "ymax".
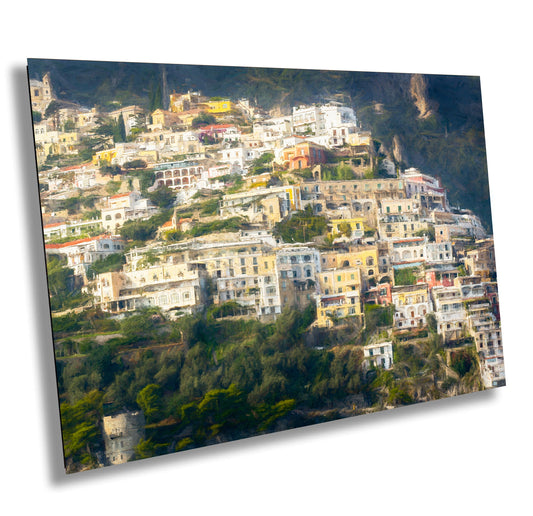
[{"xmin": 27, "ymin": 58, "xmax": 505, "ymax": 473}]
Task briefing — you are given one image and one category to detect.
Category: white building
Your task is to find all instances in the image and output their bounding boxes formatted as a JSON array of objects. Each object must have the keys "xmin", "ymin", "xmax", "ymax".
[
  {"xmin": 101, "ymin": 191, "xmax": 158, "ymax": 234},
  {"xmin": 425, "ymin": 241, "xmax": 454, "ymax": 264},
  {"xmin": 363, "ymin": 341, "xmax": 394, "ymax": 370},
  {"xmin": 401, "ymin": 168, "xmax": 449, "ymax": 212},
  {"xmin": 217, "ymin": 146, "xmax": 270, "ymax": 170},
  {"xmin": 43, "ymin": 218, "xmax": 103, "ymax": 242},
  {"xmin": 431, "ymin": 286, "xmax": 467, "ymax": 341},
  {"xmin": 467, "ymin": 303, "xmax": 505, "ymax": 388},
  {"xmin": 389, "ymin": 237, "xmax": 427, "ymax": 267},
  {"xmin": 291, "ymin": 104, "xmax": 358, "ymax": 144},
  {"xmin": 94, "ymin": 262, "xmax": 207, "ymax": 314},
  {"xmin": 45, "ymin": 234, "xmax": 125, "ymax": 276},
  {"xmin": 277, "ymin": 246, "xmax": 322, "ymax": 282},
  {"xmin": 392, "ymin": 284, "xmax": 431, "ymax": 330},
  {"xmin": 153, "ymin": 161, "xmax": 205, "ymax": 190},
  {"xmin": 253, "ymin": 116, "xmax": 292, "ymax": 142}
]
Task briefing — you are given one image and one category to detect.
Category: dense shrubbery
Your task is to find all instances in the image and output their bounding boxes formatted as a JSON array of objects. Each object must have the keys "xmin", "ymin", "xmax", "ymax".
[
  {"xmin": 55, "ymin": 304, "xmax": 372, "ymax": 466},
  {"xmin": 274, "ymin": 206, "xmax": 328, "ymax": 243},
  {"xmin": 187, "ymin": 217, "xmax": 245, "ymax": 237},
  {"xmin": 54, "ymin": 295, "xmax": 475, "ymax": 471},
  {"xmin": 86, "ymin": 252, "xmax": 125, "ymax": 280},
  {"xmin": 119, "ymin": 209, "xmax": 172, "ymax": 242},
  {"xmin": 394, "ymin": 267, "xmax": 419, "ymax": 286}
]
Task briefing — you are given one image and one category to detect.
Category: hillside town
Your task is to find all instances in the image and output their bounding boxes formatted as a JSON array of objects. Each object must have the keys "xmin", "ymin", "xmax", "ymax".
[{"xmin": 30, "ymin": 71, "xmax": 505, "ymax": 469}]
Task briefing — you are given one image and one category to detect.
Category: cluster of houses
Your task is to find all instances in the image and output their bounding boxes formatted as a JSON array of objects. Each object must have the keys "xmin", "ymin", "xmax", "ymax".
[{"xmin": 32, "ymin": 73, "xmax": 504, "ymax": 390}]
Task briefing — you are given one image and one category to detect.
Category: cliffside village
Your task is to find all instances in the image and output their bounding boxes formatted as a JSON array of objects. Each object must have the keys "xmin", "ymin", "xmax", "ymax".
[{"xmin": 31, "ymin": 74, "xmax": 504, "ymax": 463}]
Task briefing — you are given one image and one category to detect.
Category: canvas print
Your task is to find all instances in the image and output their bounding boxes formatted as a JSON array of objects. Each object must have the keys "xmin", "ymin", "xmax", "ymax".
[{"xmin": 27, "ymin": 58, "xmax": 505, "ymax": 473}]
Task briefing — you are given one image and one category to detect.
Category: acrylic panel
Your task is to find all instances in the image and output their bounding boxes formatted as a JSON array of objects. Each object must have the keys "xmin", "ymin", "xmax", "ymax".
[{"xmin": 27, "ymin": 58, "xmax": 505, "ymax": 473}]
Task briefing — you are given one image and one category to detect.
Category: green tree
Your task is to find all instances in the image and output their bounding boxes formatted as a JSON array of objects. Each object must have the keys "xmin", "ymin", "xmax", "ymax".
[
  {"xmin": 113, "ymin": 113, "xmax": 127, "ymax": 143},
  {"xmin": 147, "ymin": 185, "xmax": 175, "ymax": 209},
  {"xmin": 87, "ymin": 345, "xmax": 119, "ymax": 386},
  {"xmin": 46, "ymin": 255, "xmax": 73, "ymax": 297},
  {"xmin": 136, "ymin": 384, "xmax": 163, "ymax": 422},
  {"xmin": 338, "ymin": 221, "xmax": 352, "ymax": 237},
  {"xmin": 120, "ymin": 309, "xmax": 160, "ymax": 340},
  {"xmin": 86, "ymin": 252, "xmax": 125, "ymax": 279},
  {"xmin": 149, "ymin": 81, "xmax": 163, "ymax": 111},
  {"xmin": 60, "ymin": 390, "xmax": 104, "ymax": 468},
  {"xmin": 134, "ymin": 438, "xmax": 166, "ymax": 459},
  {"xmin": 123, "ymin": 159, "xmax": 147, "ymax": 170},
  {"xmin": 191, "ymin": 113, "xmax": 216, "ymax": 128}
]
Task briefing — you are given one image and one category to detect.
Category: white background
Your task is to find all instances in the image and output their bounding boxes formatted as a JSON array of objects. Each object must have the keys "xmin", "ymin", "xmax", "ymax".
[{"xmin": 2, "ymin": 2, "xmax": 530, "ymax": 514}]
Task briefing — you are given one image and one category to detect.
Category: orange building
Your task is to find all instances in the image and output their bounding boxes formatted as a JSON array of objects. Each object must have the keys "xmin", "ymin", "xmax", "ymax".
[{"xmin": 281, "ymin": 140, "xmax": 327, "ymax": 170}]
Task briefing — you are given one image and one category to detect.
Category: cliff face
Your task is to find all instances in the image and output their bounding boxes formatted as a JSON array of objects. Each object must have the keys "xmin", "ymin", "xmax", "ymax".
[{"xmin": 410, "ymin": 74, "xmax": 436, "ymax": 119}]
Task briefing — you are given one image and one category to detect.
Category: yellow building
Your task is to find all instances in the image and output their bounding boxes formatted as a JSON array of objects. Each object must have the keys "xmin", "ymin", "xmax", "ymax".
[
  {"xmin": 206, "ymin": 99, "xmax": 232, "ymax": 114},
  {"xmin": 320, "ymin": 247, "xmax": 379, "ymax": 286},
  {"xmin": 316, "ymin": 290, "xmax": 362, "ymax": 328},
  {"xmin": 318, "ymin": 267, "xmax": 361, "ymax": 296},
  {"xmin": 329, "ymin": 217, "xmax": 365, "ymax": 237},
  {"xmin": 93, "ymin": 148, "xmax": 118, "ymax": 166}
]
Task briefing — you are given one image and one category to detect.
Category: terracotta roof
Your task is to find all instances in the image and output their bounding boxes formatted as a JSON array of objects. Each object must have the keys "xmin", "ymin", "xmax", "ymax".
[
  {"xmin": 44, "ymin": 222, "xmax": 65, "ymax": 228},
  {"xmin": 321, "ymin": 295, "xmax": 345, "ymax": 306},
  {"xmin": 45, "ymin": 234, "xmax": 114, "ymax": 249},
  {"xmin": 58, "ymin": 161, "xmax": 93, "ymax": 172},
  {"xmin": 110, "ymin": 192, "xmax": 133, "ymax": 199}
]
